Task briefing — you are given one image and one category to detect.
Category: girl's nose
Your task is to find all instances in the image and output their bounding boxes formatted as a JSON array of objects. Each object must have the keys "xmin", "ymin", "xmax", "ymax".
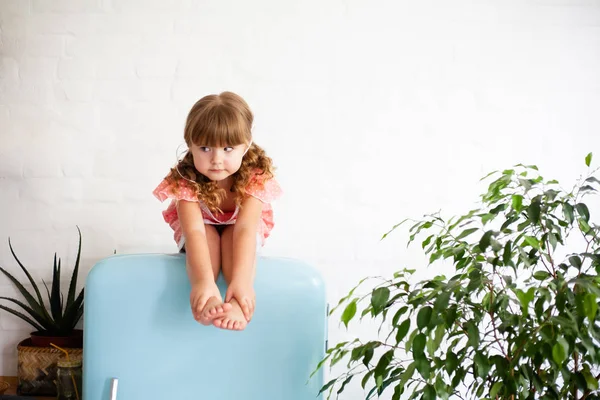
[{"xmin": 211, "ymin": 150, "xmax": 223, "ymax": 163}]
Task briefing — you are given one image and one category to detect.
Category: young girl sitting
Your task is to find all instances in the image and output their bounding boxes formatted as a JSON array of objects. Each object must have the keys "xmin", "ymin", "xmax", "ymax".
[{"xmin": 153, "ymin": 91, "xmax": 282, "ymax": 331}]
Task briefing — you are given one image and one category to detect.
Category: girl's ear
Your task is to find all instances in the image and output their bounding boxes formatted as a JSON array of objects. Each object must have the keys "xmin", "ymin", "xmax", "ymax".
[{"xmin": 243, "ymin": 139, "xmax": 253, "ymax": 155}]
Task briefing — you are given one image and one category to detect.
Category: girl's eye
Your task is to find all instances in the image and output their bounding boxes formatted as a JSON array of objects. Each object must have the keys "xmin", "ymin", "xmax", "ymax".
[
  {"xmin": 200, "ymin": 147, "xmax": 211, "ymax": 152},
  {"xmin": 224, "ymin": 147, "xmax": 234, "ymax": 152}
]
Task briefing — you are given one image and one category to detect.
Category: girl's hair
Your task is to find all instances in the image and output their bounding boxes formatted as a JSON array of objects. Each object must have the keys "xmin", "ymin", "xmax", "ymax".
[{"xmin": 164, "ymin": 91, "xmax": 275, "ymax": 212}]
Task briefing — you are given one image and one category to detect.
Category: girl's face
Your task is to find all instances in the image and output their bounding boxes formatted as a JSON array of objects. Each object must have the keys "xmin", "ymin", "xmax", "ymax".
[{"xmin": 190, "ymin": 142, "xmax": 249, "ymax": 182}]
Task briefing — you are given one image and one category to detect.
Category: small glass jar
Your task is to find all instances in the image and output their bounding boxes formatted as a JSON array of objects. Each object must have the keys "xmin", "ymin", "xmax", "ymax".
[{"xmin": 55, "ymin": 359, "xmax": 82, "ymax": 400}]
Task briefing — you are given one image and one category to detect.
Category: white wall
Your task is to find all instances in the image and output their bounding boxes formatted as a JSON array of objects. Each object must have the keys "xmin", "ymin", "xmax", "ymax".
[{"xmin": 1, "ymin": 0, "xmax": 599, "ymax": 397}]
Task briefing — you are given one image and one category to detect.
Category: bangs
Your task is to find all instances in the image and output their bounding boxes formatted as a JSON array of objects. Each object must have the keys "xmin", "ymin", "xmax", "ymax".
[{"xmin": 188, "ymin": 104, "xmax": 250, "ymax": 147}]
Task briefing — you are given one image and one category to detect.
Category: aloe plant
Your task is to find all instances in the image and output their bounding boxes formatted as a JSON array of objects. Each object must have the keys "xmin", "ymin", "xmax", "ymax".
[{"xmin": 0, "ymin": 227, "xmax": 84, "ymax": 336}]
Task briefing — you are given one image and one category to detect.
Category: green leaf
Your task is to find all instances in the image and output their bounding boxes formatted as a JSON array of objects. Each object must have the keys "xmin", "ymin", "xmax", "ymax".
[
  {"xmin": 318, "ymin": 379, "xmax": 337, "ymax": 396},
  {"xmin": 580, "ymin": 185, "xmax": 597, "ymax": 194},
  {"xmin": 474, "ymin": 352, "xmax": 490, "ymax": 378},
  {"xmin": 415, "ymin": 357, "xmax": 431, "ymax": 380},
  {"xmin": 527, "ymin": 200, "xmax": 541, "ymax": 224},
  {"xmin": 515, "ymin": 287, "xmax": 536, "ymax": 316},
  {"xmin": 417, "ymin": 306, "xmax": 433, "ymax": 330},
  {"xmin": 576, "ymin": 203, "xmax": 590, "ymax": 222},
  {"xmin": 422, "ymin": 384, "xmax": 436, "ymax": 400},
  {"xmin": 371, "ymin": 287, "xmax": 390, "ymax": 314},
  {"xmin": 481, "ymin": 213, "xmax": 495, "ymax": 224},
  {"xmin": 511, "ymin": 194, "xmax": 523, "ymax": 212},
  {"xmin": 552, "ymin": 337, "xmax": 568, "ymax": 366},
  {"xmin": 412, "ymin": 333, "xmax": 427, "ymax": 356},
  {"xmin": 374, "ymin": 349, "xmax": 394, "ymax": 384},
  {"xmin": 361, "ymin": 370, "xmax": 374, "ymax": 389},
  {"xmin": 583, "ymin": 293, "xmax": 598, "ymax": 323},
  {"xmin": 357, "ymin": 344, "xmax": 372, "ymax": 367},
  {"xmin": 585, "ymin": 152, "xmax": 592, "ymax": 167},
  {"xmin": 579, "ymin": 218, "xmax": 592, "ymax": 234},
  {"xmin": 422, "ymin": 234, "xmax": 434, "ymax": 249},
  {"xmin": 490, "ymin": 381, "xmax": 503, "ymax": 398},
  {"xmin": 396, "ymin": 319, "xmax": 411, "ymax": 344},
  {"xmin": 549, "ymin": 232, "xmax": 558, "ymax": 250},
  {"xmin": 523, "ymin": 236, "xmax": 540, "ymax": 249},
  {"xmin": 502, "ymin": 241, "xmax": 512, "ymax": 266},
  {"xmin": 518, "ymin": 178, "xmax": 532, "ymax": 191},
  {"xmin": 341, "ymin": 300, "xmax": 357, "ymax": 328},
  {"xmin": 533, "ymin": 271, "xmax": 550, "ymax": 281},
  {"xmin": 433, "ymin": 291, "xmax": 451, "ymax": 313},
  {"xmin": 446, "ymin": 351, "xmax": 458, "ymax": 375},
  {"xmin": 466, "ymin": 321, "xmax": 479, "ymax": 348},
  {"xmin": 569, "ymin": 255, "xmax": 582, "ymax": 270},
  {"xmin": 582, "ymin": 369, "xmax": 598, "ymax": 390},
  {"xmin": 563, "ymin": 203, "xmax": 574, "ymax": 224},
  {"xmin": 434, "ymin": 375, "xmax": 448, "ymax": 400},
  {"xmin": 455, "ymin": 228, "xmax": 478, "ymax": 241},
  {"xmin": 479, "ymin": 230, "xmax": 493, "ymax": 252},
  {"xmin": 398, "ymin": 362, "xmax": 415, "ymax": 390},
  {"xmin": 391, "ymin": 306, "xmax": 408, "ymax": 327},
  {"xmin": 336, "ymin": 375, "xmax": 353, "ymax": 395},
  {"xmin": 444, "ymin": 305, "xmax": 457, "ymax": 328},
  {"xmin": 585, "ymin": 176, "xmax": 600, "ymax": 186},
  {"xmin": 433, "ymin": 324, "xmax": 445, "ymax": 351}
]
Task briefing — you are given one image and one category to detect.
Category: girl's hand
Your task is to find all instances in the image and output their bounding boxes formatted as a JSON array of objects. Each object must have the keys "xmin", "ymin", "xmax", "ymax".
[
  {"xmin": 190, "ymin": 281, "xmax": 223, "ymax": 322},
  {"xmin": 225, "ymin": 280, "xmax": 256, "ymax": 322}
]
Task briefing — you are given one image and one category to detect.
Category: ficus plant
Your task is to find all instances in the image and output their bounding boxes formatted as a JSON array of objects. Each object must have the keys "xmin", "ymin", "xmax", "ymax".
[{"xmin": 314, "ymin": 153, "xmax": 600, "ymax": 400}]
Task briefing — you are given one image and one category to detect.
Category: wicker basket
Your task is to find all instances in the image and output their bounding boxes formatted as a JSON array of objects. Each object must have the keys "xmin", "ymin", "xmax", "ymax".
[{"xmin": 17, "ymin": 338, "xmax": 83, "ymax": 396}]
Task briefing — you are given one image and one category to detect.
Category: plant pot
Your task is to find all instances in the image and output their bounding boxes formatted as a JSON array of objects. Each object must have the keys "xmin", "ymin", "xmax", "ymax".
[
  {"xmin": 30, "ymin": 329, "xmax": 83, "ymax": 348},
  {"xmin": 17, "ymin": 338, "xmax": 83, "ymax": 396}
]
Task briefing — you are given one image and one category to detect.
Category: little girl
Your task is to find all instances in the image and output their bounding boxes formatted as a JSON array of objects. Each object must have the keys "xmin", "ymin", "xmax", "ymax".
[{"xmin": 153, "ymin": 91, "xmax": 282, "ymax": 331}]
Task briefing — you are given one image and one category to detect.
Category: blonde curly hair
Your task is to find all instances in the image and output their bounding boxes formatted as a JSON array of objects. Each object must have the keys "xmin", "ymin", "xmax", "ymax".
[{"xmin": 164, "ymin": 92, "xmax": 275, "ymax": 213}]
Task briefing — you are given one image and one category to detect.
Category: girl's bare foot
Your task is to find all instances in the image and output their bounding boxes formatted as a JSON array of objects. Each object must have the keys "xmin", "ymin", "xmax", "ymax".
[
  {"xmin": 213, "ymin": 298, "xmax": 248, "ymax": 331},
  {"xmin": 198, "ymin": 296, "xmax": 232, "ymax": 325}
]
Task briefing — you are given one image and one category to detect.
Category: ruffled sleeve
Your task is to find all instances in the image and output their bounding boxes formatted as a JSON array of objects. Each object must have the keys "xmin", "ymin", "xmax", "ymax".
[
  {"xmin": 152, "ymin": 179, "xmax": 199, "ymax": 202},
  {"xmin": 245, "ymin": 173, "xmax": 283, "ymax": 204}
]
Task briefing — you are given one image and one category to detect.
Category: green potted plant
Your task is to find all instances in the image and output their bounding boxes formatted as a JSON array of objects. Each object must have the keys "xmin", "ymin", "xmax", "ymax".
[
  {"xmin": 0, "ymin": 226, "xmax": 84, "ymax": 396},
  {"xmin": 315, "ymin": 153, "xmax": 599, "ymax": 399}
]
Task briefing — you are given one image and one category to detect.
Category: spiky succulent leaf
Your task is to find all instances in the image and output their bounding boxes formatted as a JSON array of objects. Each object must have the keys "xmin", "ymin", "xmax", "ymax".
[
  {"xmin": 67, "ymin": 226, "xmax": 82, "ymax": 306},
  {"xmin": 0, "ymin": 304, "xmax": 45, "ymax": 332},
  {"xmin": 7, "ymin": 239, "xmax": 53, "ymax": 323},
  {"xmin": 61, "ymin": 288, "xmax": 84, "ymax": 332},
  {"xmin": 50, "ymin": 255, "xmax": 62, "ymax": 324},
  {"xmin": 0, "ymin": 296, "xmax": 54, "ymax": 330},
  {"xmin": 0, "ymin": 266, "xmax": 53, "ymax": 327}
]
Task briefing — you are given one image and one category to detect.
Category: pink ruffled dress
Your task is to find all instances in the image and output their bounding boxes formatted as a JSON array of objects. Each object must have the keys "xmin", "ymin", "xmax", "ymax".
[{"xmin": 153, "ymin": 173, "xmax": 282, "ymax": 250}]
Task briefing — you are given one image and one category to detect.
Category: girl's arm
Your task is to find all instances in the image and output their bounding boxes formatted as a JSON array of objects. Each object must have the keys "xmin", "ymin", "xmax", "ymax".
[
  {"xmin": 177, "ymin": 200, "xmax": 214, "ymax": 284},
  {"xmin": 230, "ymin": 196, "xmax": 263, "ymax": 283}
]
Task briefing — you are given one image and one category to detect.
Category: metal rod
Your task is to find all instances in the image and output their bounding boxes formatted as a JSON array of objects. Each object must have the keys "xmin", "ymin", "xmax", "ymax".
[{"xmin": 109, "ymin": 378, "xmax": 119, "ymax": 400}]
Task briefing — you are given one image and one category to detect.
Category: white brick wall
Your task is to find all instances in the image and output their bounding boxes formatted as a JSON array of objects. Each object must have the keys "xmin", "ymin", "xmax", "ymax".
[{"xmin": 1, "ymin": 0, "xmax": 600, "ymax": 397}]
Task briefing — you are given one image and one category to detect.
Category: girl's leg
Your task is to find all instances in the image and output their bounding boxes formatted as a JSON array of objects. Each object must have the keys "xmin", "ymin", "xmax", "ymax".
[
  {"xmin": 213, "ymin": 225, "xmax": 256, "ymax": 330},
  {"xmin": 197, "ymin": 224, "xmax": 231, "ymax": 324},
  {"xmin": 204, "ymin": 224, "xmax": 221, "ymax": 280},
  {"xmin": 220, "ymin": 226, "xmax": 257, "ymax": 284}
]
